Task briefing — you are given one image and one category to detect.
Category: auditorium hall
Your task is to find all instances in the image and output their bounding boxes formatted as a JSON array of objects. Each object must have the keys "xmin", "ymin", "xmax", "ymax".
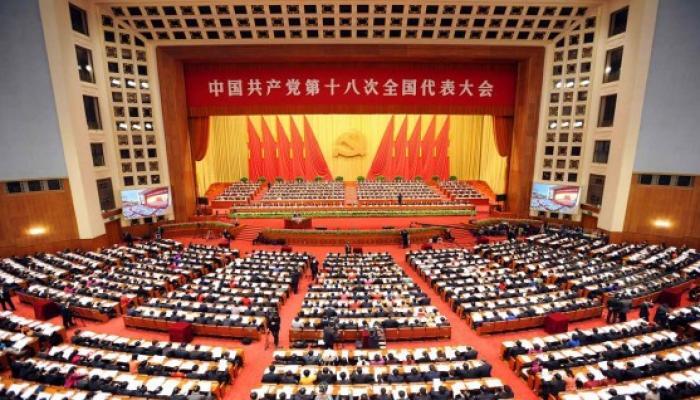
[{"xmin": 0, "ymin": 1, "xmax": 699, "ymax": 399}]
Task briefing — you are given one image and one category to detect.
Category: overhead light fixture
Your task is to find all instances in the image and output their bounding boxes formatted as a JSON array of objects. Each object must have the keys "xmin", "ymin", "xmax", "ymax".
[
  {"xmin": 652, "ymin": 219, "xmax": 672, "ymax": 228},
  {"xmin": 555, "ymin": 81, "xmax": 563, "ymax": 89},
  {"xmin": 140, "ymin": 81, "xmax": 149, "ymax": 89},
  {"xmin": 605, "ymin": 66, "xmax": 612, "ymax": 74},
  {"xmin": 549, "ymin": 122, "xmax": 557, "ymax": 129},
  {"xmin": 27, "ymin": 226, "xmax": 47, "ymax": 236},
  {"xmin": 574, "ymin": 121, "xmax": 583, "ymax": 128},
  {"xmin": 580, "ymin": 79, "xmax": 590, "ymax": 87},
  {"xmin": 561, "ymin": 121, "xmax": 570, "ymax": 128},
  {"xmin": 565, "ymin": 81, "xmax": 574, "ymax": 88}
]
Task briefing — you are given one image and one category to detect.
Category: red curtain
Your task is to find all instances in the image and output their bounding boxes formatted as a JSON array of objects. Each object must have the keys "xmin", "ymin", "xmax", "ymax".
[
  {"xmin": 261, "ymin": 118, "xmax": 279, "ymax": 179},
  {"xmin": 434, "ymin": 117, "xmax": 450, "ymax": 179},
  {"xmin": 246, "ymin": 117, "xmax": 263, "ymax": 180},
  {"xmin": 290, "ymin": 118, "xmax": 306, "ymax": 179},
  {"xmin": 420, "ymin": 117, "xmax": 436, "ymax": 178},
  {"xmin": 188, "ymin": 116, "xmax": 210, "ymax": 161},
  {"xmin": 391, "ymin": 117, "xmax": 408, "ymax": 179},
  {"xmin": 407, "ymin": 116, "xmax": 421, "ymax": 178},
  {"xmin": 367, "ymin": 116, "xmax": 394, "ymax": 179},
  {"xmin": 303, "ymin": 116, "xmax": 332, "ymax": 180},
  {"xmin": 275, "ymin": 117, "xmax": 293, "ymax": 180},
  {"xmin": 493, "ymin": 116, "xmax": 513, "ymax": 157}
]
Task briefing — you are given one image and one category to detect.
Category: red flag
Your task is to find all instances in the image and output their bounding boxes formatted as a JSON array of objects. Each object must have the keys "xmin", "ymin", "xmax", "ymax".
[
  {"xmin": 434, "ymin": 117, "xmax": 450, "ymax": 179},
  {"xmin": 275, "ymin": 117, "xmax": 293, "ymax": 180},
  {"xmin": 289, "ymin": 117, "xmax": 306, "ymax": 179},
  {"xmin": 391, "ymin": 117, "xmax": 409, "ymax": 179},
  {"xmin": 303, "ymin": 116, "xmax": 332, "ymax": 180},
  {"xmin": 420, "ymin": 116, "xmax": 436, "ymax": 178},
  {"xmin": 407, "ymin": 116, "xmax": 421, "ymax": 179},
  {"xmin": 246, "ymin": 117, "xmax": 263, "ymax": 181},
  {"xmin": 260, "ymin": 117, "xmax": 279, "ymax": 180},
  {"xmin": 367, "ymin": 116, "xmax": 394, "ymax": 180}
]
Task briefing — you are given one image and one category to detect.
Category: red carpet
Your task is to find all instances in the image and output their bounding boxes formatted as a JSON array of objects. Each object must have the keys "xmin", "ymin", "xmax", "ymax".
[{"xmin": 5, "ymin": 233, "xmax": 681, "ymax": 400}]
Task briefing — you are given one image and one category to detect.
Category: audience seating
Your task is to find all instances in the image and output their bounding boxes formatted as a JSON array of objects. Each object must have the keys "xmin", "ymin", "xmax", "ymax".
[
  {"xmin": 290, "ymin": 252, "xmax": 450, "ymax": 344},
  {"xmin": 126, "ymin": 250, "xmax": 312, "ymax": 340},
  {"xmin": 0, "ymin": 376, "xmax": 130, "ymax": 399},
  {"xmin": 407, "ymin": 231, "xmax": 698, "ymax": 335},
  {"xmin": 253, "ymin": 344, "xmax": 512, "ymax": 400}
]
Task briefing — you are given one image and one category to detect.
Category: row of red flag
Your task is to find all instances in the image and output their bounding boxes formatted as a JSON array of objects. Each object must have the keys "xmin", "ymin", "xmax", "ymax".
[
  {"xmin": 247, "ymin": 116, "xmax": 332, "ymax": 181},
  {"xmin": 367, "ymin": 116, "xmax": 450, "ymax": 180},
  {"xmin": 246, "ymin": 115, "xmax": 450, "ymax": 181}
]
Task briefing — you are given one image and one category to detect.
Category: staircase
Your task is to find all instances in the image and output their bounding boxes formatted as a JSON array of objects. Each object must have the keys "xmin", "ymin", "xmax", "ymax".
[
  {"xmin": 344, "ymin": 182, "xmax": 358, "ymax": 205},
  {"xmin": 450, "ymin": 227, "xmax": 475, "ymax": 247},
  {"xmin": 249, "ymin": 184, "xmax": 270, "ymax": 204},
  {"xmin": 235, "ymin": 225, "xmax": 264, "ymax": 242}
]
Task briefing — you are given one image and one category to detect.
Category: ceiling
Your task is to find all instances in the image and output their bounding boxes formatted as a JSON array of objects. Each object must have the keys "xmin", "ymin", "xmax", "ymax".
[{"xmin": 95, "ymin": 1, "xmax": 602, "ymax": 44}]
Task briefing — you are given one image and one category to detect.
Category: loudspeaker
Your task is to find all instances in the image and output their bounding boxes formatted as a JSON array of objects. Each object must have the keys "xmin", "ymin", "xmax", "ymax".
[
  {"xmin": 196, "ymin": 197, "xmax": 209, "ymax": 205},
  {"xmin": 495, "ymin": 194, "xmax": 507, "ymax": 202}
]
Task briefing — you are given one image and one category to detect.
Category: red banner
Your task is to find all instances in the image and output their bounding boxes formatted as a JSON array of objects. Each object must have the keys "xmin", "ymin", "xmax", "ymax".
[{"xmin": 184, "ymin": 63, "xmax": 516, "ymax": 109}]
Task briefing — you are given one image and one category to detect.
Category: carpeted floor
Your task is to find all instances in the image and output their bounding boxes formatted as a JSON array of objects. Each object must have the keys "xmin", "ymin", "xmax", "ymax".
[{"xmin": 5, "ymin": 233, "xmax": 678, "ymax": 400}]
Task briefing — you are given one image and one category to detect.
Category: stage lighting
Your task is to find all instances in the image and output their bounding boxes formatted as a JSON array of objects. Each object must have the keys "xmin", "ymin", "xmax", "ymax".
[
  {"xmin": 652, "ymin": 219, "xmax": 672, "ymax": 228},
  {"xmin": 27, "ymin": 226, "xmax": 47, "ymax": 236}
]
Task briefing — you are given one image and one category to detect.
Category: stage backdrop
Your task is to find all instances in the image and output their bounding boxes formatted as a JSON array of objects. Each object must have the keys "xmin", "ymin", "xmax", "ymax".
[{"xmin": 195, "ymin": 114, "xmax": 506, "ymax": 196}]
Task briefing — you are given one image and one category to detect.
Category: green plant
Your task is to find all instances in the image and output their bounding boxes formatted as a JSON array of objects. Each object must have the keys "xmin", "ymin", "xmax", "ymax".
[
  {"xmin": 376, "ymin": 175, "xmax": 385, "ymax": 181},
  {"xmin": 449, "ymin": 175, "xmax": 458, "ymax": 181},
  {"xmin": 275, "ymin": 176, "xmax": 283, "ymax": 183},
  {"xmin": 394, "ymin": 176, "xmax": 403, "ymax": 181},
  {"xmin": 295, "ymin": 176, "xmax": 304, "ymax": 183},
  {"xmin": 414, "ymin": 176, "xmax": 423, "ymax": 181},
  {"xmin": 335, "ymin": 176, "xmax": 344, "ymax": 182},
  {"xmin": 315, "ymin": 176, "xmax": 323, "ymax": 182},
  {"xmin": 240, "ymin": 177, "xmax": 249, "ymax": 183},
  {"xmin": 432, "ymin": 175, "xmax": 440, "ymax": 182},
  {"xmin": 257, "ymin": 176, "xmax": 267, "ymax": 182},
  {"xmin": 357, "ymin": 176, "xmax": 365, "ymax": 182}
]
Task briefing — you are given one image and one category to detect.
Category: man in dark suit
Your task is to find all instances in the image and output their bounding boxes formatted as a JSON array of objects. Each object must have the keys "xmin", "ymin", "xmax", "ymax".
[
  {"xmin": 0, "ymin": 285, "xmax": 16, "ymax": 311},
  {"xmin": 261, "ymin": 366, "xmax": 279, "ymax": 383}
]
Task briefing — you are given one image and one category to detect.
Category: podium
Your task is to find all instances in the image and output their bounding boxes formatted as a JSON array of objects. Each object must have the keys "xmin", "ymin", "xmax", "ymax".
[
  {"xmin": 544, "ymin": 313, "xmax": 569, "ymax": 334},
  {"xmin": 169, "ymin": 322, "xmax": 194, "ymax": 343},
  {"xmin": 34, "ymin": 299, "xmax": 60, "ymax": 321},
  {"xmin": 284, "ymin": 218, "xmax": 312, "ymax": 229}
]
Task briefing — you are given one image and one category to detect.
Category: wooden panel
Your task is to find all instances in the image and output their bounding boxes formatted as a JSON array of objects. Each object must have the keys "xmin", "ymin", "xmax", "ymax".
[
  {"xmin": 0, "ymin": 179, "xmax": 113, "ymax": 257},
  {"xmin": 157, "ymin": 48, "xmax": 197, "ymax": 221},
  {"xmin": 619, "ymin": 174, "xmax": 700, "ymax": 247},
  {"xmin": 157, "ymin": 44, "xmax": 545, "ymax": 220}
]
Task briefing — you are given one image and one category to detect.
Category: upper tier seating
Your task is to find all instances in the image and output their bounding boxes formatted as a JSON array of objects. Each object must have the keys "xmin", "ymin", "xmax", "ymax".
[
  {"xmin": 260, "ymin": 181, "xmax": 345, "ymax": 206},
  {"xmin": 357, "ymin": 181, "xmax": 442, "ymax": 205},
  {"xmin": 438, "ymin": 180, "xmax": 487, "ymax": 203},
  {"xmin": 214, "ymin": 182, "xmax": 261, "ymax": 204}
]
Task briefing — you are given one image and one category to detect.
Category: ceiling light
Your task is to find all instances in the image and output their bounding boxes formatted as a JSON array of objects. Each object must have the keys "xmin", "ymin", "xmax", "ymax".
[{"xmin": 27, "ymin": 226, "xmax": 47, "ymax": 236}]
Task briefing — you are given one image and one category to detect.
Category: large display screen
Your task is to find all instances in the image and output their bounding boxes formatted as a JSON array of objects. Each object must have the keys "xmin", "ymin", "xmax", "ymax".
[
  {"xmin": 121, "ymin": 186, "xmax": 170, "ymax": 219},
  {"xmin": 530, "ymin": 183, "xmax": 581, "ymax": 214}
]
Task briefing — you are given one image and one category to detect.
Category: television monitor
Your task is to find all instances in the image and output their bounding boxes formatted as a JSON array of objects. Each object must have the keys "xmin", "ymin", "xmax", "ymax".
[
  {"xmin": 121, "ymin": 186, "xmax": 170, "ymax": 219},
  {"xmin": 530, "ymin": 182, "xmax": 581, "ymax": 214}
]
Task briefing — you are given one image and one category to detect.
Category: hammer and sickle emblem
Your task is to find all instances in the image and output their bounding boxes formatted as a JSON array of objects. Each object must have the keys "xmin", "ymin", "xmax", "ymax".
[{"xmin": 333, "ymin": 130, "xmax": 367, "ymax": 158}]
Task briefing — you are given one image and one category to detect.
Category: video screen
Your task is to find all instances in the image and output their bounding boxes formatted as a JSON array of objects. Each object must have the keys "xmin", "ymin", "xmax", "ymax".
[
  {"xmin": 530, "ymin": 183, "xmax": 581, "ymax": 214},
  {"xmin": 121, "ymin": 186, "xmax": 170, "ymax": 219}
]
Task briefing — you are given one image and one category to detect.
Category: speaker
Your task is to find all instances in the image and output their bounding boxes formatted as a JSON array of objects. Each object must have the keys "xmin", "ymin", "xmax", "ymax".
[
  {"xmin": 495, "ymin": 194, "xmax": 507, "ymax": 202},
  {"xmin": 196, "ymin": 197, "xmax": 209, "ymax": 205}
]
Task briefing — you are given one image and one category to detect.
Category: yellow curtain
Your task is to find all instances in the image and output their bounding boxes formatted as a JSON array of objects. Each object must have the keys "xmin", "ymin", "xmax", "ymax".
[
  {"xmin": 448, "ymin": 115, "xmax": 507, "ymax": 194},
  {"xmin": 196, "ymin": 114, "xmax": 506, "ymax": 196},
  {"xmin": 195, "ymin": 116, "xmax": 249, "ymax": 196}
]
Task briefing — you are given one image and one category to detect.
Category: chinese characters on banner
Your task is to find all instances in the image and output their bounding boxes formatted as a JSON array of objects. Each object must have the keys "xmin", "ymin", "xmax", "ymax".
[{"xmin": 184, "ymin": 64, "xmax": 517, "ymax": 109}]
